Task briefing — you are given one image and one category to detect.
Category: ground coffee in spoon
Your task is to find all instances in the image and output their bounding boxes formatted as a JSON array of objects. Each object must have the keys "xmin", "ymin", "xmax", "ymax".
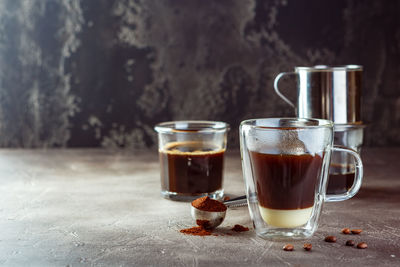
[{"xmin": 191, "ymin": 196, "xmax": 227, "ymax": 212}]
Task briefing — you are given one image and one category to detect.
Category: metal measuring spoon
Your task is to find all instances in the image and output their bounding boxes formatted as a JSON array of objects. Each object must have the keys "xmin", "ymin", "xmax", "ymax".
[{"xmin": 190, "ymin": 195, "xmax": 247, "ymax": 229}]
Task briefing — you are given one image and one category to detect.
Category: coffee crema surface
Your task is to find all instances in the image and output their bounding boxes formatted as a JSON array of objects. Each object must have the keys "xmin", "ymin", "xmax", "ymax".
[
  {"xmin": 249, "ymin": 151, "xmax": 323, "ymax": 228},
  {"xmin": 159, "ymin": 141, "xmax": 224, "ymax": 195}
]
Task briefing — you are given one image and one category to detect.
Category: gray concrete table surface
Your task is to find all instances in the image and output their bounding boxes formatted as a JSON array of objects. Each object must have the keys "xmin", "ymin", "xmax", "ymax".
[{"xmin": 0, "ymin": 148, "xmax": 399, "ymax": 267}]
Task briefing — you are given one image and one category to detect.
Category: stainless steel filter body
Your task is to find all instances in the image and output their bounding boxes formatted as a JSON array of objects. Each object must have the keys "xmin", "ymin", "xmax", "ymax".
[{"xmin": 274, "ymin": 65, "xmax": 363, "ymax": 124}]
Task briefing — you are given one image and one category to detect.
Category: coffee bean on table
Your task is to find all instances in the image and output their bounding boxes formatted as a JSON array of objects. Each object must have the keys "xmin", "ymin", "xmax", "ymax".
[
  {"xmin": 357, "ymin": 242, "xmax": 368, "ymax": 249},
  {"xmin": 324, "ymin": 236, "xmax": 337, "ymax": 243},
  {"xmin": 283, "ymin": 244, "xmax": 294, "ymax": 251},
  {"xmin": 346, "ymin": 240, "xmax": 355, "ymax": 246},
  {"xmin": 342, "ymin": 228, "xmax": 351, "ymax": 234},
  {"xmin": 303, "ymin": 243, "xmax": 312, "ymax": 251},
  {"xmin": 351, "ymin": 229, "xmax": 363, "ymax": 234}
]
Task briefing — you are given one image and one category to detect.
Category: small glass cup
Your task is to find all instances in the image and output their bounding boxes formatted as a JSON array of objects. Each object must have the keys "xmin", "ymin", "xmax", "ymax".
[
  {"xmin": 327, "ymin": 124, "xmax": 365, "ymax": 197},
  {"xmin": 239, "ymin": 118, "xmax": 363, "ymax": 239},
  {"xmin": 155, "ymin": 121, "xmax": 229, "ymax": 201}
]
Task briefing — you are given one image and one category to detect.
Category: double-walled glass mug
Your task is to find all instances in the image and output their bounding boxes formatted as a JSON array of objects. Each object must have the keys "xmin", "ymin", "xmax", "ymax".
[
  {"xmin": 239, "ymin": 118, "xmax": 363, "ymax": 239},
  {"xmin": 155, "ymin": 121, "xmax": 229, "ymax": 201}
]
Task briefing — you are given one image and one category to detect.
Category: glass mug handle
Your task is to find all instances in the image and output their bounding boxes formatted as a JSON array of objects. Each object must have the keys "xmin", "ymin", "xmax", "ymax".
[
  {"xmin": 273, "ymin": 72, "xmax": 297, "ymax": 109},
  {"xmin": 325, "ymin": 146, "xmax": 364, "ymax": 202}
]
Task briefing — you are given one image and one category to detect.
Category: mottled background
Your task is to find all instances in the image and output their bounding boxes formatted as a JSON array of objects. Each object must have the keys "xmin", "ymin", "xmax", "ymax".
[{"xmin": 0, "ymin": 0, "xmax": 399, "ymax": 149}]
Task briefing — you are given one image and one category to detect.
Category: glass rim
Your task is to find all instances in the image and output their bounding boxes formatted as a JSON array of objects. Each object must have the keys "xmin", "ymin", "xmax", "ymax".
[
  {"xmin": 240, "ymin": 118, "xmax": 334, "ymax": 130},
  {"xmin": 334, "ymin": 123, "xmax": 366, "ymax": 131},
  {"xmin": 154, "ymin": 120, "xmax": 230, "ymax": 133},
  {"xmin": 295, "ymin": 64, "xmax": 363, "ymax": 72}
]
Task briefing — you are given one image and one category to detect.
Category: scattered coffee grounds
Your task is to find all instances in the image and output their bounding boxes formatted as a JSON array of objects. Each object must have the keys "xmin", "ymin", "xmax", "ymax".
[
  {"xmin": 180, "ymin": 226, "xmax": 212, "ymax": 236},
  {"xmin": 351, "ymin": 229, "xmax": 363, "ymax": 235},
  {"xmin": 191, "ymin": 196, "xmax": 227, "ymax": 212},
  {"xmin": 342, "ymin": 228, "xmax": 351, "ymax": 235},
  {"xmin": 324, "ymin": 236, "xmax": 337, "ymax": 243},
  {"xmin": 357, "ymin": 242, "xmax": 368, "ymax": 249},
  {"xmin": 283, "ymin": 244, "xmax": 294, "ymax": 251},
  {"xmin": 346, "ymin": 240, "xmax": 355, "ymax": 246},
  {"xmin": 303, "ymin": 243, "xmax": 312, "ymax": 251},
  {"xmin": 231, "ymin": 224, "xmax": 249, "ymax": 232},
  {"xmin": 180, "ymin": 224, "xmax": 249, "ymax": 236},
  {"xmin": 196, "ymin": 220, "xmax": 211, "ymax": 229}
]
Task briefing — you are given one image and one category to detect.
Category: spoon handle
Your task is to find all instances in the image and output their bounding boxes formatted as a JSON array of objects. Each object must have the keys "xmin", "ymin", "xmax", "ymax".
[{"xmin": 224, "ymin": 195, "xmax": 247, "ymax": 207}]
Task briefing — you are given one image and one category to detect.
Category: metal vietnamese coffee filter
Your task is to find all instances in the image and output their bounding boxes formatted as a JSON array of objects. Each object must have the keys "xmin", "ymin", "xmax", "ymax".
[{"xmin": 274, "ymin": 65, "xmax": 363, "ymax": 125}]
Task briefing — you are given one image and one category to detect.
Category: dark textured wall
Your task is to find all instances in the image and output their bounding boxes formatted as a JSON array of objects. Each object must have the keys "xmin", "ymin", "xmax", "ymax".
[{"xmin": 0, "ymin": 0, "xmax": 399, "ymax": 148}]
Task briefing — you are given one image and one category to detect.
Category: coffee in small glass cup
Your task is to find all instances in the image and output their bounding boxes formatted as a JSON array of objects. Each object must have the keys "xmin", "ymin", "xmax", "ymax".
[
  {"xmin": 239, "ymin": 118, "xmax": 363, "ymax": 239},
  {"xmin": 155, "ymin": 121, "xmax": 229, "ymax": 201}
]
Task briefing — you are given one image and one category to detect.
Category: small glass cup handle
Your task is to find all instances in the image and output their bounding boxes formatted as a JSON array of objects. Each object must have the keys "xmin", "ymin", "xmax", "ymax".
[{"xmin": 325, "ymin": 145, "xmax": 364, "ymax": 202}]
